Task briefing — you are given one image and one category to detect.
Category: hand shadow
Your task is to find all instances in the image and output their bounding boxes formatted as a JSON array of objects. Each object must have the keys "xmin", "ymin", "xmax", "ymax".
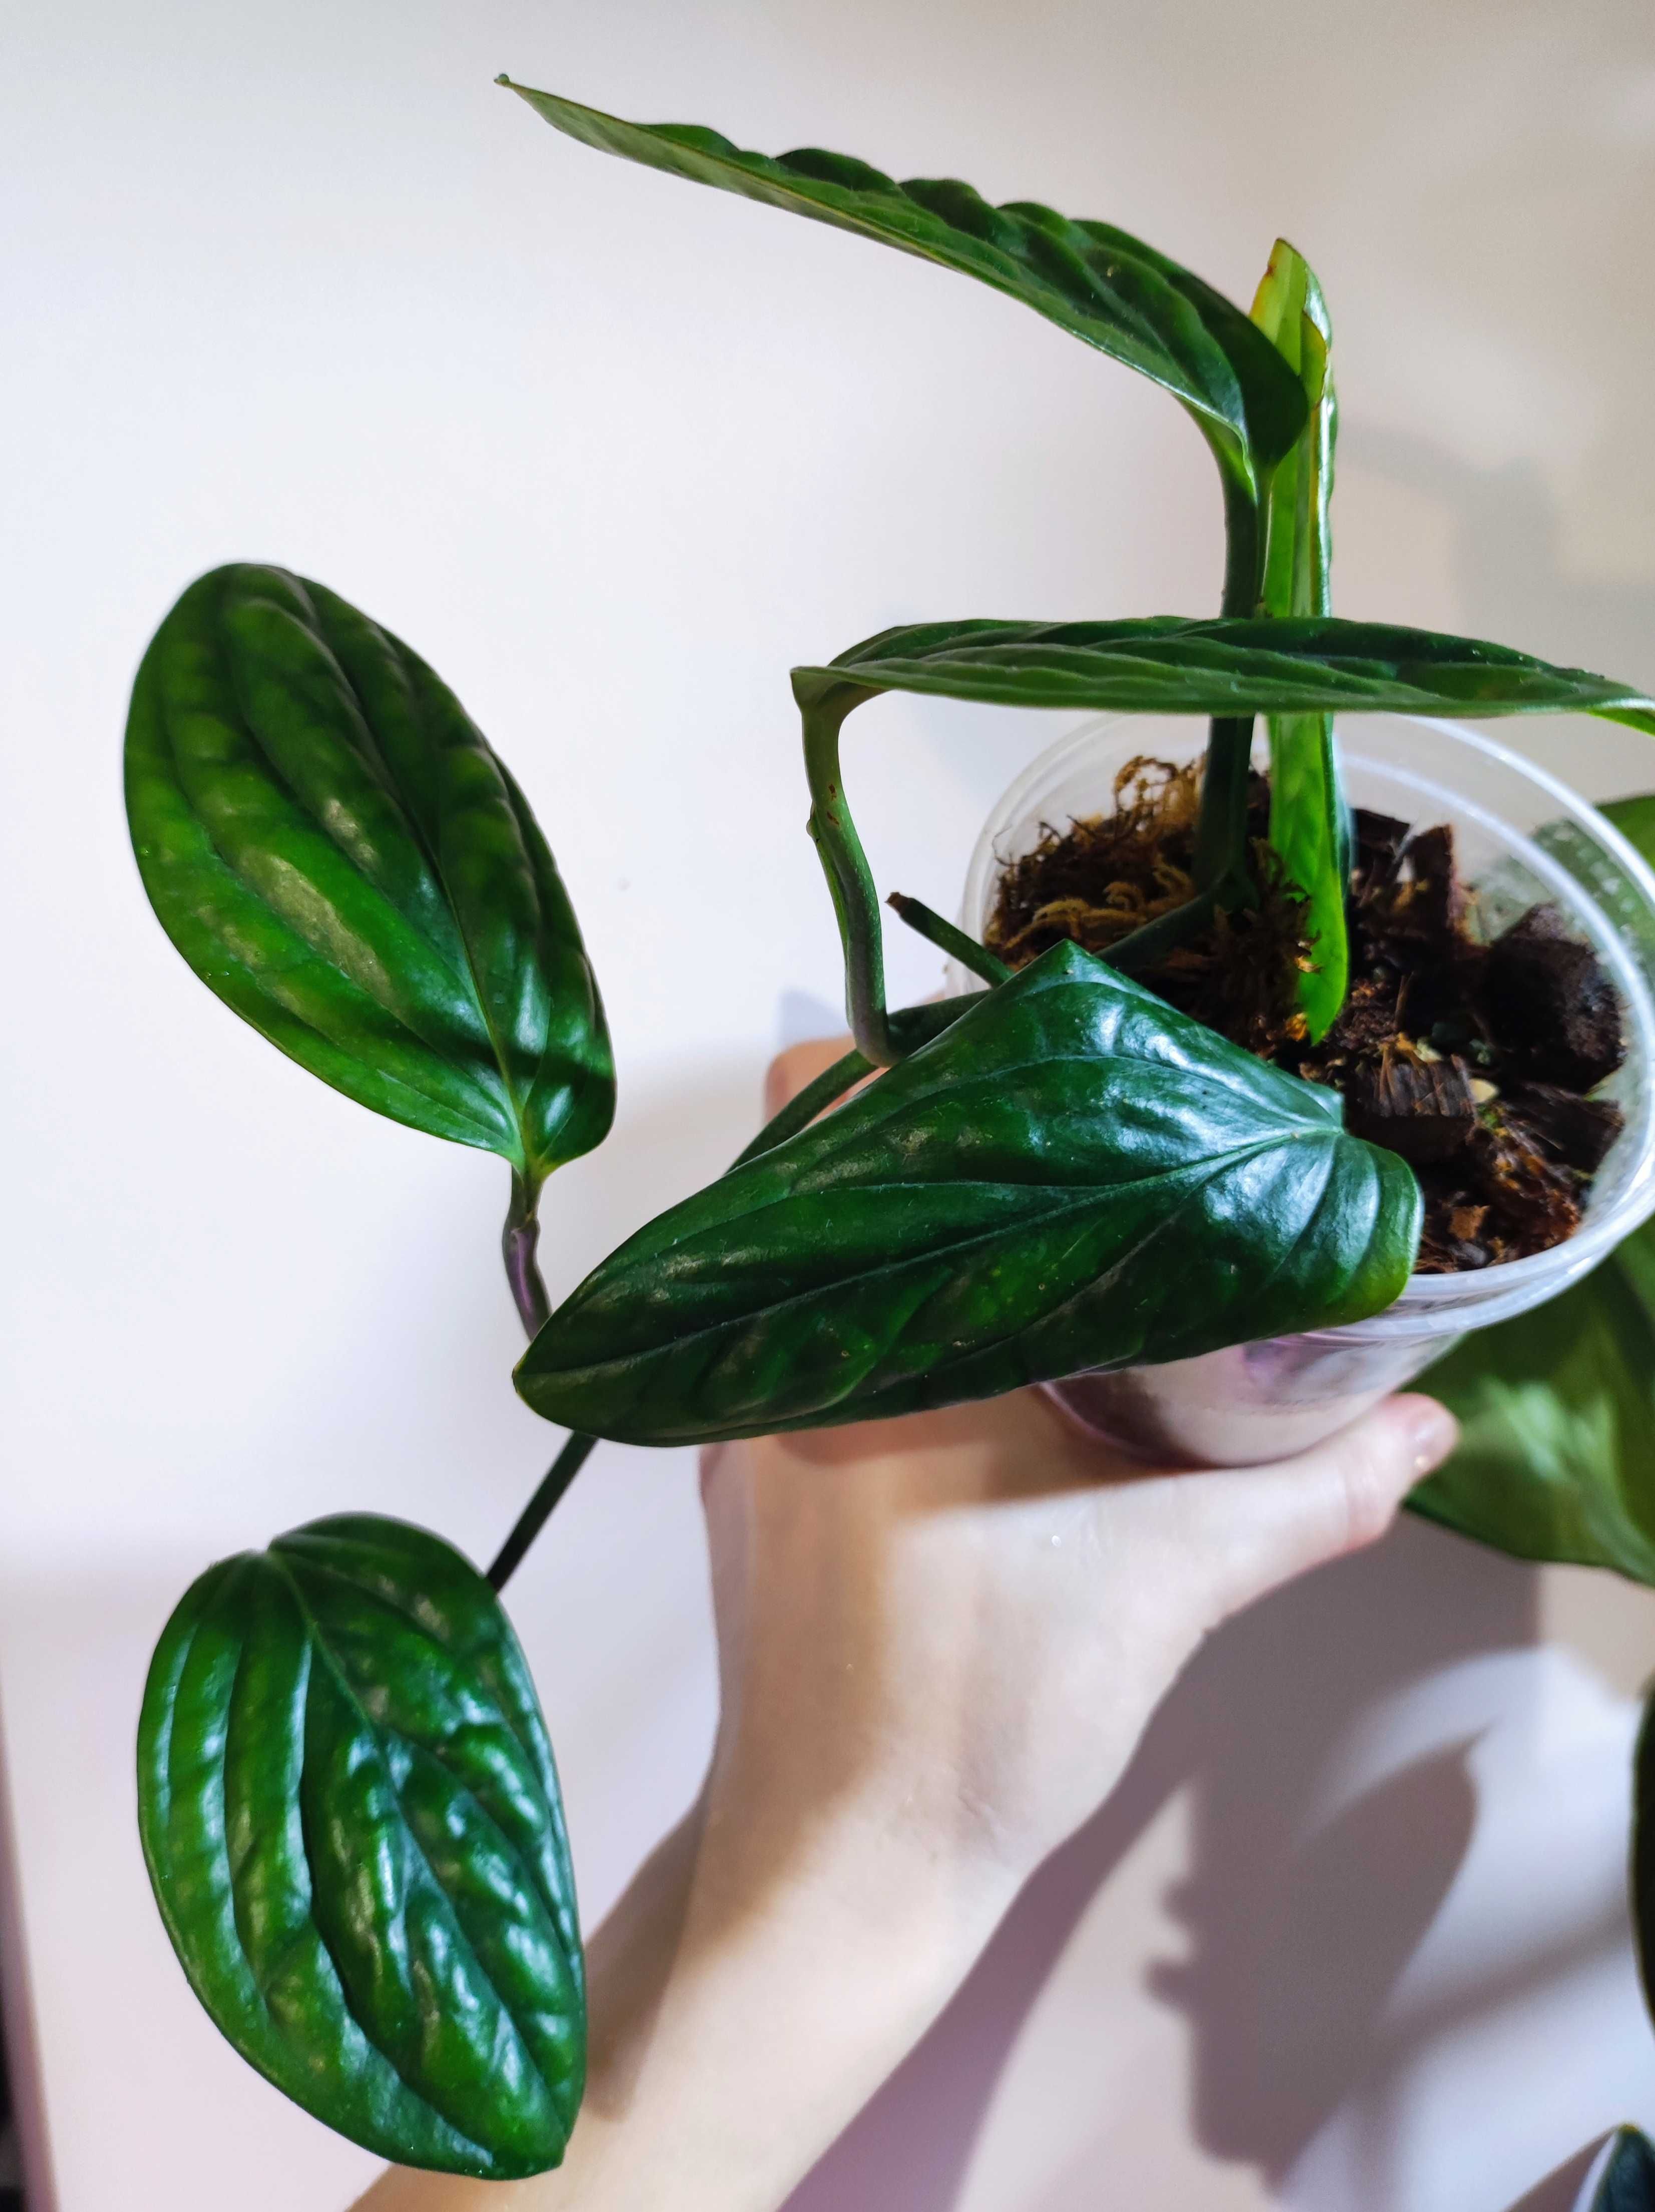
[
  {"xmin": 782, "ymin": 1513, "xmax": 1550, "ymax": 2211},
  {"xmin": 1340, "ymin": 424, "xmax": 1655, "ymax": 699}
]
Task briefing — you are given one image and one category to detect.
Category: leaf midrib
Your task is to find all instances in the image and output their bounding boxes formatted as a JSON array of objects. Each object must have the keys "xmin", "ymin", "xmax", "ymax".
[
  {"xmin": 265, "ymin": 1551, "xmax": 564, "ymax": 2157},
  {"xmin": 203, "ymin": 582, "xmax": 534, "ymax": 1159},
  {"xmin": 552, "ymin": 1124, "xmax": 1345, "ymax": 1373}
]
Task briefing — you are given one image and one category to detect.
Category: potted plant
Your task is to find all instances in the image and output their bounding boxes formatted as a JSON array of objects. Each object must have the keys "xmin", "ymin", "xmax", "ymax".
[{"xmin": 124, "ymin": 79, "xmax": 1655, "ymax": 2182}]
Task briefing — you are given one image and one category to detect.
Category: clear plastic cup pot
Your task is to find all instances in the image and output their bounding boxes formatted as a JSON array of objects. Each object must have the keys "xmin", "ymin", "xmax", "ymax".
[{"xmin": 951, "ymin": 715, "xmax": 1655, "ymax": 1467}]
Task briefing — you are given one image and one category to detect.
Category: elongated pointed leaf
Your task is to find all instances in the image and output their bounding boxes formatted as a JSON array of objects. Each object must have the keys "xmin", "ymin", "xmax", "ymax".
[
  {"xmin": 500, "ymin": 79, "xmax": 1306, "ymax": 489},
  {"xmin": 793, "ymin": 615, "xmax": 1655, "ymax": 734},
  {"xmin": 1250, "ymin": 241, "xmax": 1348, "ymax": 1039},
  {"xmin": 126, "ymin": 565, "xmax": 613, "ymax": 1192},
  {"xmin": 516, "ymin": 941, "xmax": 1420, "ymax": 1445},
  {"xmin": 1252, "ymin": 246, "xmax": 1336, "ymax": 625},
  {"xmin": 795, "ymin": 619, "xmax": 1654, "ymax": 1054},
  {"xmin": 137, "ymin": 1514, "xmax": 583, "ymax": 2176},
  {"xmin": 1588, "ymin": 2130, "xmax": 1655, "ymax": 2211},
  {"xmin": 1410, "ymin": 793, "xmax": 1655, "ymax": 1583}
]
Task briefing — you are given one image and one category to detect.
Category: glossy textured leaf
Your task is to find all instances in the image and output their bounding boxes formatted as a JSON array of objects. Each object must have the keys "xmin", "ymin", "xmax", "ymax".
[
  {"xmin": 1601, "ymin": 792, "xmax": 1655, "ymax": 865},
  {"xmin": 126, "ymin": 565, "xmax": 613, "ymax": 1191},
  {"xmin": 516, "ymin": 941, "xmax": 1420, "ymax": 1445},
  {"xmin": 1408, "ymin": 1239, "xmax": 1655, "ymax": 1582},
  {"xmin": 137, "ymin": 1514, "xmax": 583, "ymax": 2176},
  {"xmin": 501, "ymin": 79, "xmax": 1306, "ymax": 487},
  {"xmin": 1410, "ymin": 793, "xmax": 1655, "ymax": 1582},
  {"xmin": 1588, "ymin": 2130, "xmax": 1655, "ymax": 2212},
  {"xmin": 793, "ymin": 615, "xmax": 1655, "ymax": 733},
  {"xmin": 1638, "ymin": 1693, "xmax": 1655, "ymax": 2058},
  {"xmin": 1252, "ymin": 245, "xmax": 1336, "ymax": 626},
  {"xmin": 796, "ymin": 619, "xmax": 1655, "ymax": 1066},
  {"xmin": 1250, "ymin": 241, "xmax": 1348, "ymax": 1039}
]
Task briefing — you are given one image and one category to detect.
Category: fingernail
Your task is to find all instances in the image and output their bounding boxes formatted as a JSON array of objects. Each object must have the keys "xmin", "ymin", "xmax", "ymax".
[{"xmin": 1396, "ymin": 1396, "xmax": 1459, "ymax": 1477}]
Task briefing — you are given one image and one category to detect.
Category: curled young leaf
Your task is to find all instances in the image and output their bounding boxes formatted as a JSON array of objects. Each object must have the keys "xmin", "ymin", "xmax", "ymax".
[
  {"xmin": 500, "ymin": 80, "xmax": 1307, "ymax": 495},
  {"xmin": 1250, "ymin": 239, "xmax": 1348, "ymax": 1041},
  {"xmin": 126, "ymin": 564, "xmax": 613, "ymax": 1194},
  {"xmin": 137, "ymin": 1515, "xmax": 583, "ymax": 2176},
  {"xmin": 1251, "ymin": 245, "xmax": 1336, "ymax": 627},
  {"xmin": 516, "ymin": 942, "xmax": 1420, "ymax": 1445}
]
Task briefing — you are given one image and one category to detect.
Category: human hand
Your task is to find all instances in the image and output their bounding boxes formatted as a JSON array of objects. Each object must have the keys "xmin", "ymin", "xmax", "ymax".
[
  {"xmin": 357, "ymin": 1036, "xmax": 1457, "ymax": 2212},
  {"xmin": 697, "ymin": 1040, "xmax": 1460, "ymax": 1906}
]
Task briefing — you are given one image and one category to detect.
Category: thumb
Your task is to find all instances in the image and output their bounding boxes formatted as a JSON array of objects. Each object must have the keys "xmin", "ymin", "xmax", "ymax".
[{"xmin": 1162, "ymin": 1393, "xmax": 1460, "ymax": 1632}]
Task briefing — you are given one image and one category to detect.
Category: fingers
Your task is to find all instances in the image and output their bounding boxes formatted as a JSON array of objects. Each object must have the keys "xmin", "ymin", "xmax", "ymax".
[
  {"xmin": 764, "ymin": 1034, "xmax": 855, "ymax": 1118},
  {"xmin": 1159, "ymin": 1394, "xmax": 1460, "ymax": 1631}
]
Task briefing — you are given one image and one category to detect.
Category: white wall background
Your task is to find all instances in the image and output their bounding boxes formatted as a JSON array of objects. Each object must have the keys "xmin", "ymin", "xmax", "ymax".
[{"xmin": 4, "ymin": 2, "xmax": 1655, "ymax": 2207}]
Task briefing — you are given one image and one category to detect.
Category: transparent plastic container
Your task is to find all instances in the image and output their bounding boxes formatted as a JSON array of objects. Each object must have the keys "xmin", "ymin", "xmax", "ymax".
[{"xmin": 953, "ymin": 715, "xmax": 1655, "ymax": 1466}]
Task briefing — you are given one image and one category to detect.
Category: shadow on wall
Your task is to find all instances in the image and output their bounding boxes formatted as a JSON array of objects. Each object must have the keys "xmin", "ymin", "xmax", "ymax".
[
  {"xmin": 1343, "ymin": 423, "xmax": 1655, "ymax": 701},
  {"xmin": 778, "ymin": 407, "xmax": 1655, "ymax": 2212},
  {"xmin": 783, "ymin": 1512, "xmax": 1641, "ymax": 2212}
]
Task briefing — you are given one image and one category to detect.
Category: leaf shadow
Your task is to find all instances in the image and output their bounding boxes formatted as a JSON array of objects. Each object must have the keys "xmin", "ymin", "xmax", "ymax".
[
  {"xmin": 1340, "ymin": 423, "xmax": 1655, "ymax": 704},
  {"xmin": 1154, "ymin": 1736, "xmax": 1478, "ymax": 2182}
]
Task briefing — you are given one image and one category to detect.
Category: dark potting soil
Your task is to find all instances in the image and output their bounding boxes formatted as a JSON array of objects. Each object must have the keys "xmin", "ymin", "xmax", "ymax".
[{"xmin": 983, "ymin": 757, "xmax": 1628, "ymax": 1273}]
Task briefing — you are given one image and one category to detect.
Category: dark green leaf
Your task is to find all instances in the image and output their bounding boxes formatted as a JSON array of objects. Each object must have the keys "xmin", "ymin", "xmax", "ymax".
[
  {"xmin": 1637, "ymin": 1692, "xmax": 1655, "ymax": 2064},
  {"xmin": 126, "ymin": 565, "xmax": 613, "ymax": 1194},
  {"xmin": 1588, "ymin": 2129, "xmax": 1655, "ymax": 2212},
  {"xmin": 1603, "ymin": 793, "xmax": 1655, "ymax": 862},
  {"xmin": 1252, "ymin": 245, "xmax": 1336, "ymax": 627},
  {"xmin": 500, "ymin": 79, "xmax": 1307, "ymax": 489},
  {"xmin": 516, "ymin": 940, "xmax": 1420, "ymax": 1445},
  {"xmin": 794, "ymin": 619, "xmax": 1653, "ymax": 1067},
  {"xmin": 137, "ymin": 1514, "xmax": 583, "ymax": 2176},
  {"xmin": 792, "ymin": 615, "xmax": 1655, "ymax": 735},
  {"xmin": 1250, "ymin": 241, "xmax": 1348, "ymax": 1040},
  {"xmin": 1408, "ymin": 1247, "xmax": 1655, "ymax": 1582},
  {"xmin": 1410, "ymin": 792, "xmax": 1655, "ymax": 1582}
]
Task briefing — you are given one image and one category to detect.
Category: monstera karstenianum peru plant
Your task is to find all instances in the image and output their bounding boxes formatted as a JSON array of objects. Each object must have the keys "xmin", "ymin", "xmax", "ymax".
[{"xmin": 127, "ymin": 84, "xmax": 1655, "ymax": 2175}]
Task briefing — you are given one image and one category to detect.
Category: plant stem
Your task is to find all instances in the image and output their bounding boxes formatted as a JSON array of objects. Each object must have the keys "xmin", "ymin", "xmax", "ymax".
[
  {"xmin": 802, "ymin": 686, "xmax": 901, "ymax": 1066},
  {"xmin": 1191, "ymin": 719, "xmax": 1257, "ymax": 899},
  {"xmin": 501, "ymin": 1170, "xmax": 551, "ymax": 1338},
  {"xmin": 1104, "ymin": 887, "xmax": 1220, "ymax": 976},
  {"xmin": 1216, "ymin": 460, "xmax": 1265, "ymax": 621},
  {"xmin": 488, "ymin": 1429, "xmax": 597, "ymax": 1591},
  {"xmin": 887, "ymin": 893, "xmax": 1012, "ymax": 985},
  {"xmin": 730, "ymin": 994, "xmax": 984, "ymax": 1171},
  {"xmin": 1192, "ymin": 464, "xmax": 1265, "ymax": 903},
  {"xmin": 495, "ymin": 1172, "xmax": 597, "ymax": 1590}
]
